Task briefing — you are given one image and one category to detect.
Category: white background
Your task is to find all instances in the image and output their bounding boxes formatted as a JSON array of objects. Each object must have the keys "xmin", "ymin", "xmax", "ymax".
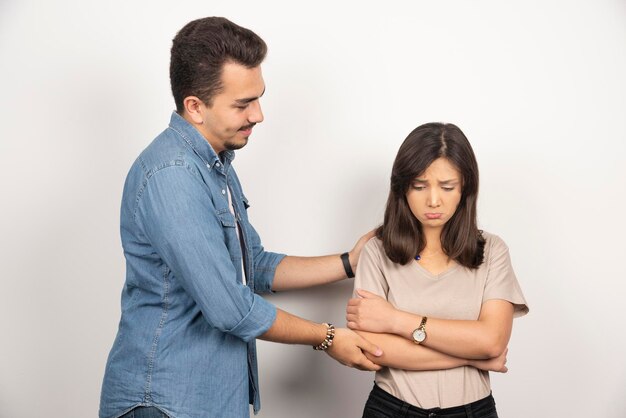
[{"xmin": 1, "ymin": 1, "xmax": 625, "ymax": 417}]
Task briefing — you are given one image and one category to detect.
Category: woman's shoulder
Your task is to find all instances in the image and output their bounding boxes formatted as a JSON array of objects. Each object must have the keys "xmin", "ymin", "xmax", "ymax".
[
  {"xmin": 363, "ymin": 236, "xmax": 400, "ymax": 268},
  {"xmin": 363, "ymin": 236, "xmax": 385, "ymax": 256},
  {"xmin": 480, "ymin": 231, "xmax": 510, "ymax": 259}
]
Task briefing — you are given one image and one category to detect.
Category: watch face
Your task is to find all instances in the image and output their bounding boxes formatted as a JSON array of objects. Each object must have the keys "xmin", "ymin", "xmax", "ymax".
[{"xmin": 413, "ymin": 329, "xmax": 426, "ymax": 343}]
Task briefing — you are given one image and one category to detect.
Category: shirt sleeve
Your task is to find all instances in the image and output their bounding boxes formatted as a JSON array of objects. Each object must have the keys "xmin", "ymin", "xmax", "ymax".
[
  {"xmin": 245, "ymin": 220, "xmax": 286, "ymax": 294},
  {"xmin": 135, "ymin": 164, "xmax": 276, "ymax": 342},
  {"xmin": 353, "ymin": 238, "xmax": 389, "ymax": 299},
  {"xmin": 483, "ymin": 234, "xmax": 529, "ymax": 318}
]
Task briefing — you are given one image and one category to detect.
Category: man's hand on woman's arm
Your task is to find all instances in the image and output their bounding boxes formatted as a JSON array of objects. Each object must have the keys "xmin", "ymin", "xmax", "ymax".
[
  {"xmin": 271, "ymin": 230, "xmax": 376, "ymax": 291},
  {"xmin": 259, "ymin": 308, "xmax": 382, "ymax": 371}
]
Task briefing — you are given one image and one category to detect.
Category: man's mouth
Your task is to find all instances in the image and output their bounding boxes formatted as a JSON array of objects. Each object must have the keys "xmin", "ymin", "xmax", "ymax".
[{"xmin": 239, "ymin": 123, "xmax": 255, "ymax": 134}]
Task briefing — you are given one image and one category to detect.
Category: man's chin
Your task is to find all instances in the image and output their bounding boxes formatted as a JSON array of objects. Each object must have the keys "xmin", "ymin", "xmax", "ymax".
[{"xmin": 224, "ymin": 138, "xmax": 249, "ymax": 151}]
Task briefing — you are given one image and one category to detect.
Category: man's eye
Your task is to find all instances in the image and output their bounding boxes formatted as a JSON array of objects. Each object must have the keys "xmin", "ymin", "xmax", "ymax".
[{"xmin": 235, "ymin": 105, "xmax": 249, "ymax": 110}]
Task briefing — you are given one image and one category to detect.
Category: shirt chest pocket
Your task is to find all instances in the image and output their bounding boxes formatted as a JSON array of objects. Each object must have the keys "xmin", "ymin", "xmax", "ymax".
[{"xmin": 216, "ymin": 209, "xmax": 243, "ymax": 265}]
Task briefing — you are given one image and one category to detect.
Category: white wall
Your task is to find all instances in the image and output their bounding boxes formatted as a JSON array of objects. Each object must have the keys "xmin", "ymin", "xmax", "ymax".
[{"xmin": 1, "ymin": 1, "xmax": 625, "ymax": 417}]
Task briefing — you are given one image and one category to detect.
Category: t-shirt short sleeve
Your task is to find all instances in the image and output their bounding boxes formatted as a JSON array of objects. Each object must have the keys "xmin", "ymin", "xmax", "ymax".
[
  {"xmin": 483, "ymin": 234, "xmax": 529, "ymax": 318},
  {"xmin": 353, "ymin": 238, "xmax": 389, "ymax": 299}
]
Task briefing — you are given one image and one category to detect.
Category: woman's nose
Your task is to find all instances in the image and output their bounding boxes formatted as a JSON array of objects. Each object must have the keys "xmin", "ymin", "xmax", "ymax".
[{"xmin": 428, "ymin": 190, "xmax": 441, "ymax": 207}]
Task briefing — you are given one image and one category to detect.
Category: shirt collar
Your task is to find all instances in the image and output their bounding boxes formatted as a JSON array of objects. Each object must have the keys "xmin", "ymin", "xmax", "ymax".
[{"xmin": 168, "ymin": 111, "xmax": 236, "ymax": 169}]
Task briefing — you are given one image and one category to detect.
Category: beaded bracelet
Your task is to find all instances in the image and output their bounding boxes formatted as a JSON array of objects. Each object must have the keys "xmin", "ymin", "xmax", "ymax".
[{"xmin": 313, "ymin": 323, "xmax": 335, "ymax": 351}]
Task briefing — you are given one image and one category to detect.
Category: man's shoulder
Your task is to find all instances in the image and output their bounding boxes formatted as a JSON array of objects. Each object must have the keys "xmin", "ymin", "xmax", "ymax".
[{"xmin": 132, "ymin": 127, "xmax": 203, "ymax": 179}]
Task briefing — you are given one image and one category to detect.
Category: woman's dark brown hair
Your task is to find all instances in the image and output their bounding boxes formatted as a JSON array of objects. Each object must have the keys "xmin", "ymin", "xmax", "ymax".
[{"xmin": 377, "ymin": 122, "xmax": 485, "ymax": 268}]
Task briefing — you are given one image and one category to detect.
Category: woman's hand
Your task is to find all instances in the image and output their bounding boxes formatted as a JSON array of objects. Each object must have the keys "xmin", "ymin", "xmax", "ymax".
[
  {"xmin": 346, "ymin": 289, "xmax": 399, "ymax": 334},
  {"xmin": 469, "ymin": 348, "xmax": 509, "ymax": 373}
]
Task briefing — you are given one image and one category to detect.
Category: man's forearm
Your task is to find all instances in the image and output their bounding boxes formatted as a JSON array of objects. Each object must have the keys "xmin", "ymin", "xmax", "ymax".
[
  {"xmin": 258, "ymin": 308, "xmax": 328, "ymax": 345},
  {"xmin": 272, "ymin": 254, "xmax": 351, "ymax": 291},
  {"xmin": 259, "ymin": 309, "xmax": 383, "ymax": 372},
  {"xmin": 271, "ymin": 230, "xmax": 375, "ymax": 291}
]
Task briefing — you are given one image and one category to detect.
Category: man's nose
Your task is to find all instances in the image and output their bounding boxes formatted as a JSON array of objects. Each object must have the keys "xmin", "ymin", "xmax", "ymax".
[{"xmin": 247, "ymin": 101, "xmax": 264, "ymax": 124}]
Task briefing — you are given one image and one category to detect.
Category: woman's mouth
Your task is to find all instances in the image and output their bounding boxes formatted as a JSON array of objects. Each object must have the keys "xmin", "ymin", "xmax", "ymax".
[{"xmin": 425, "ymin": 213, "xmax": 443, "ymax": 219}]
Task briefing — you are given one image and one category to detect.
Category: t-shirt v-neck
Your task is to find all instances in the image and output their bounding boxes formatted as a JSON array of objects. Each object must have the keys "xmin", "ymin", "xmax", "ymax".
[{"xmin": 412, "ymin": 259, "xmax": 459, "ymax": 280}]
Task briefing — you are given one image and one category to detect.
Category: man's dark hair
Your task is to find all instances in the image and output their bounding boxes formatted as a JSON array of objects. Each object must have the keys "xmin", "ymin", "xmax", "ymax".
[
  {"xmin": 377, "ymin": 122, "xmax": 486, "ymax": 268},
  {"xmin": 170, "ymin": 17, "xmax": 267, "ymax": 113}
]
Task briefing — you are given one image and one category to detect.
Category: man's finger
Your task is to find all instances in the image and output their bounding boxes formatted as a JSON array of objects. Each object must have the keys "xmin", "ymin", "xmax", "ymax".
[
  {"xmin": 346, "ymin": 305, "xmax": 358, "ymax": 314},
  {"xmin": 355, "ymin": 358, "xmax": 382, "ymax": 371},
  {"xmin": 361, "ymin": 229, "xmax": 376, "ymax": 241},
  {"xmin": 357, "ymin": 336, "xmax": 383, "ymax": 357}
]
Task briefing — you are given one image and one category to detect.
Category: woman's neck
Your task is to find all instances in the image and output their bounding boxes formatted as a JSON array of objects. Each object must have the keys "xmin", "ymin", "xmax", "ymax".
[{"xmin": 422, "ymin": 226, "xmax": 444, "ymax": 254}]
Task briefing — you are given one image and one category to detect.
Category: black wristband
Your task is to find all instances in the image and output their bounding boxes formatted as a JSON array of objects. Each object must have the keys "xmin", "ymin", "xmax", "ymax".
[{"xmin": 340, "ymin": 252, "xmax": 355, "ymax": 278}]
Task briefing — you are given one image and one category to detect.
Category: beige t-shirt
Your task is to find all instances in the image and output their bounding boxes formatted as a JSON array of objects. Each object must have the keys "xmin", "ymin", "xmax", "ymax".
[{"xmin": 354, "ymin": 232, "xmax": 528, "ymax": 409}]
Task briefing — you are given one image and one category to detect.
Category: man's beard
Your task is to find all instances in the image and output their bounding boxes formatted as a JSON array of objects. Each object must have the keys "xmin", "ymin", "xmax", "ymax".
[
  {"xmin": 224, "ymin": 123, "xmax": 255, "ymax": 151},
  {"xmin": 224, "ymin": 137, "xmax": 249, "ymax": 151}
]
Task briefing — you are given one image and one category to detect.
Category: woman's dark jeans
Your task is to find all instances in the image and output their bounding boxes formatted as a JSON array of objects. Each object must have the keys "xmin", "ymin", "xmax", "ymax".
[
  {"xmin": 119, "ymin": 406, "xmax": 170, "ymax": 418},
  {"xmin": 363, "ymin": 384, "xmax": 499, "ymax": 418}
]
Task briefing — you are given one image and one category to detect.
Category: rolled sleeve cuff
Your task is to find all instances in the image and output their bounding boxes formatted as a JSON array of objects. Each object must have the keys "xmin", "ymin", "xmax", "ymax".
[
  {"xmin": 227, "ymin": 293, "xmax": 277, "ymax": 342},
  {"xmin": 254, "ymin": 252, "xmax": 287, "ymax": 294}
]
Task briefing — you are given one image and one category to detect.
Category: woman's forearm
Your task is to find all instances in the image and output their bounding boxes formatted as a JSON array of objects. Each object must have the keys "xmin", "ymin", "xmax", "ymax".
[
  {"xmin": 356, "ymin": 331, "xmax": 509, "ymax": 373},
  {"xmin": 347, "ymin": 291, "xmax": 514, "ymax": 359},
  {"xmin": 389, "ymin": 300, "xmax": 514, "ymax": 359},
  {"xmin": 355, "ymin": 331, "xmax": 469, "ymax": 370}
]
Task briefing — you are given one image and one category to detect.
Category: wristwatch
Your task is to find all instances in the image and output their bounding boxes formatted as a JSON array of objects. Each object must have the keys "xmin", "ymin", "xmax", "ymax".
[{"xmin": 412, "ymin": 316, "xmax": 428, "ymax": 344}]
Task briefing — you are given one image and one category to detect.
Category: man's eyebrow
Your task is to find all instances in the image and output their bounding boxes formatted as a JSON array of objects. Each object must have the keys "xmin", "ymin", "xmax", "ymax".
[{"xmin": 234, "ymin": 87, "xmax": 266, "ymax": 105}]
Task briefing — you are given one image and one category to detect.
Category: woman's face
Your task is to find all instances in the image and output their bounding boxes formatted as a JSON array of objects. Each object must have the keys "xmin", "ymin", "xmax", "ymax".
[{"xmin": 405, "ymin": 157, "xmax": 463, "ymax": 230}]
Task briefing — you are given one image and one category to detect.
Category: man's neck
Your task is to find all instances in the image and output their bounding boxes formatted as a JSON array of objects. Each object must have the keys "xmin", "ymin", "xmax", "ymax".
[{"xmin": 180, "ymin": 111, "xmax": 224, "ymax": 154}]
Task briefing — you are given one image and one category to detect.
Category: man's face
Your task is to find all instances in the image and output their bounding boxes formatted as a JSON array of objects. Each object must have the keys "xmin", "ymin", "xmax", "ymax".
[{"xmin": 194, "ymin": 62, "xmax": 265, "ymax": 153}]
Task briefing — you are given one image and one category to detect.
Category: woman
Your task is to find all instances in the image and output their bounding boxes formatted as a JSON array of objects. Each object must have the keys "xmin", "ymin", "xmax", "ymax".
[{"xmin": 346, "ymin": 123, "xmax": 528, "ymax": 418}]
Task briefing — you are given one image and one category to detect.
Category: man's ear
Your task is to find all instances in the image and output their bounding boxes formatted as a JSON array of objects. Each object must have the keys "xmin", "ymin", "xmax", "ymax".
[{"xmin": 182, "ymin": 96, "xmax": 205, "ymax": 124}]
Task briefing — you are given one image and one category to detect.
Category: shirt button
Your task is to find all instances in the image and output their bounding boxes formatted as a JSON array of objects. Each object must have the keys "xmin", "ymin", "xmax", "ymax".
[
  {"xmin": 216, "ymin": 162, "xmax": 221, "ymax": 167},
  {"xmin": 221, "ymin": 189, "xmax": 226, "ymax": 195}
]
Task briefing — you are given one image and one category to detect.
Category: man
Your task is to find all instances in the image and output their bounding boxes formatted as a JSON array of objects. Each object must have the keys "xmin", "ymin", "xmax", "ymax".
[{"xmin": 99, "ymin": 17, "xmax": 381, "ymax": 418}]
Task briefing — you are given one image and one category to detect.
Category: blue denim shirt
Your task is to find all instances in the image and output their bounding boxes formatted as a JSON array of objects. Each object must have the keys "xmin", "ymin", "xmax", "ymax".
[{"xmin": 100, "ymin": 112, "xmax": 285, "ymax": 418}]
